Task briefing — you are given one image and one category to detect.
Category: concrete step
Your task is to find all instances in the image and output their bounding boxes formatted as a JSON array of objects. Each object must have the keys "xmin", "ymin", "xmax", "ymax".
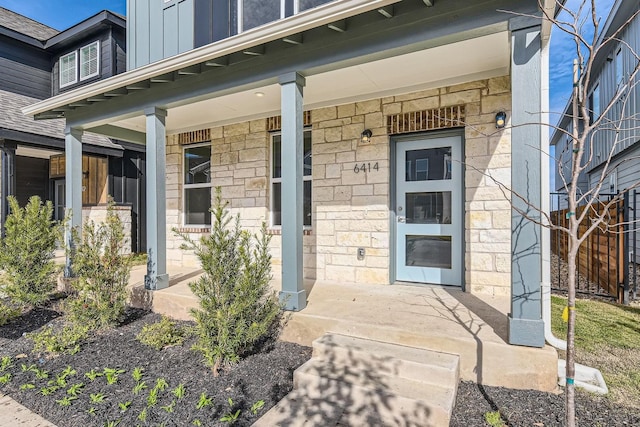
[
  {"xmin": 312, "ymin": 333, "xmax": 459, "ymax": 388},
  {"xmin": 293, "ymin": 358, "xmax": 456, "ymax": 427},
  {"xmin": 251, "ymin": 390, "xmax": 345, "ymax": 427}
]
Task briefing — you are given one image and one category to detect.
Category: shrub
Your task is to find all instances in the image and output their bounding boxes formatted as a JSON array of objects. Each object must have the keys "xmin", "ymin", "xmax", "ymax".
[
  {"xmin": 176, "ymin": 188, "xmax": 282, "ymax": 375},
  {"xmin": 29, "ymin": 323, "xmax": 89, "ymax": 355},
  {"xmin": 66, "ymin": 201, "xmax": 132, "ymax": 329},
  {"xmin": 0, "ymin": 196, "xmax": 61, "ymax": 306},
  {"xmin": 136, "ymin": 316, "xmax": 186, "ymax": 350},
  {"xmin": 0, "ymin": 300, "xmax": 21, "ymax": 326}
]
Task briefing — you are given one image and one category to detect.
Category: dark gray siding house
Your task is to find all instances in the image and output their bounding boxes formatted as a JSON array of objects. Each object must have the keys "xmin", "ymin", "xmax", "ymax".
[{"xmin": 0, "ymin": 7, "xmax": 146, "ymax": 252}]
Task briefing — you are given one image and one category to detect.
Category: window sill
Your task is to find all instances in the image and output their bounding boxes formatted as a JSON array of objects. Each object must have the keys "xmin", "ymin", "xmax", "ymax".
[
  {"xmin": 175, "ymin": 227, "xmax": 211, "ymax": 233},
  {"xmin": 267, "ymin": 228, "xmax": 312, "ymax": 236}
]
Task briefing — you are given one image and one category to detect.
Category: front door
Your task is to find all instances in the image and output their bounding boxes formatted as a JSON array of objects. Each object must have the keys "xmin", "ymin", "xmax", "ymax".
[{"xmin": 395, "ymin": 135, "xmax": 462, "ymax": 285}]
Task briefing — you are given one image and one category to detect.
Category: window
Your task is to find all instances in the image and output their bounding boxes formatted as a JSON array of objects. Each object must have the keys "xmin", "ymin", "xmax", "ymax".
[
  {"xmin": 271, "ymin": 131, "xmax": 312, "ymax": 227},
  {"xmin": 615, "ymin": 47, "xmax": 624, "ymax": 87},
  {"xmin": 184, "ymin": 144, "xmax": 212, "ymax": 226},
  {"xmin": 79, "ymin": 41, "xmax": 100, "ymax": 80},
  {"xmin": 59, "ymin": 51, "xmax": 77, "ymax": 88},
  {"xmin": 589, "ymin": 84, "xmax": 600, "ymax": 123},
  {"xmin": 237, "ymin": 0, "xmax": 333, "ymax": 32}
]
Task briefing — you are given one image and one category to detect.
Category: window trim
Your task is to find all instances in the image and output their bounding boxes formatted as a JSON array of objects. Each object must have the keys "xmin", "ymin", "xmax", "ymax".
[
  {"xmin": 59, "ymin": 51, "xmax": 78, "ymax": 88},
  {"xmin": 79, "ymin": 41, "xmax": 100, "ymax": 81},
  {"xmin": 183, "ymin": 142, "xmax": 212, "ymax": 227},
  {"xmin": 270, "ymin": 130, "xmax": 312, "ymax": 229}
]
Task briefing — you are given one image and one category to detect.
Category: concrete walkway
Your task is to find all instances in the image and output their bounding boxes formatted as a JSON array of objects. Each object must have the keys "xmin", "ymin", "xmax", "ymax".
[{"xmin": 0, "ymin": 394, "xmax": 56, "ymax": 426}]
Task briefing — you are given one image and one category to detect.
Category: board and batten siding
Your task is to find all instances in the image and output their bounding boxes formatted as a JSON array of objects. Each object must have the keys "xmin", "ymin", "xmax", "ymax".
[
  {"xmin": 127, "ymin": 0, "xmax": 194, "ymax": 70},
  {"xmin": 0, "ymin": 38, "xmax": 51, "ymax": 99},
  {"xmin": 589, "ymin": 12, "xmax": 640, "ymax": 171}
]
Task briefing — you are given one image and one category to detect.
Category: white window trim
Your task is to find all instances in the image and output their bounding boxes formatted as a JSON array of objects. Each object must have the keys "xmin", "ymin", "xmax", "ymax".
[
  {"xmin": 183, "ymin": 142, "xmax": 212, "ymax": 228},
  {"xmin": 270, "ymin": 131, "xmax": 312, "ymax": 229},
  {"xmin": 79, "ymin": 41, "xmax": 100, "ymax": 81},
  {"xmin": 59, "ymin": 51, "xmax": 78, "ymax": 88}
]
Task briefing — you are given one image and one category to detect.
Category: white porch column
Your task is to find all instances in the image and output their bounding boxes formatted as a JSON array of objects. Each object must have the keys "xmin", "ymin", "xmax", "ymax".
[
  {"xmin": 279, "ymin": 72, "xmax": 306, "ymax": 311},
  {"xmin": 64, "ymin": 127, "xmax": 83, "ymax": 277},
  {"xmin": 144, "ymin": 107, "xmax": 169, "ymax": 290}
]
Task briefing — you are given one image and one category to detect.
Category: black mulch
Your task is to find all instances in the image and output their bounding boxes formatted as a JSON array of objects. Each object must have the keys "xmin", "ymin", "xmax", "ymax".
[
  {"xmin": 0, "ymin": 302, "xmax": 311, "ymax": 427},
  {"xmin": 3, "ymin": 303, "xmax": 640, "ymax": 427}
]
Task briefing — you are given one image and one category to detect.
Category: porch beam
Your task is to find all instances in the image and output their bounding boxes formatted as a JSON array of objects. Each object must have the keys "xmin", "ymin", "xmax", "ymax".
[
  {"xmin": 144, "ymin": 107, "xmax": 169, "ymax": 290},
  {"xmin": 508, "ymin": 22, "xmax": 544, "ymax": 348},
  {"xmin": 279, "ymin": 72, "xmax": 306, "ymax": 311},
  {"xmin": 87, "ymin": 125, "xmax": 146, "ymax": 145},
  {"xmin": 0, "ymin": 140, "xmax": 16, "ymax": 238},
  {"xmin": 64, "ymin": 127, "xmax": 83, "ymax": 277}
]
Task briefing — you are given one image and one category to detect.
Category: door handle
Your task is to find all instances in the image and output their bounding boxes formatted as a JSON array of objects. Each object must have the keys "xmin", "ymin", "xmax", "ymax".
[{"xmin": 397, "ymin": 216, "xmax": 406, "ymax": 223}]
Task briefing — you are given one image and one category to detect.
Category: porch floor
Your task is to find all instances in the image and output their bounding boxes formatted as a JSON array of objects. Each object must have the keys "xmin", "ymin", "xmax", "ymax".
[{"xmin": 129, "ymin": 267, "xmax": 558, "ymax": 392}]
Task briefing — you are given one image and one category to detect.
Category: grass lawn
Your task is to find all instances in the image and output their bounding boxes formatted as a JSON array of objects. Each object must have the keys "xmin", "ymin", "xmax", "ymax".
[{"xmin": 551, "ymin": 295, "xmax": 640, "ymax": 408}]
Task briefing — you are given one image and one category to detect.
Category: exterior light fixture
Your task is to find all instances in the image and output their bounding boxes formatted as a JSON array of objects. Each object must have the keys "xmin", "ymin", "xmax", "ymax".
[
  {"xmin": 495, "ymin": 111, "xmax": 507, "ymax": 128},
  {"xmin": 254, "ymin": 92, "xmax": 265, "ymax": 97},
  {"xmin": 361, "ymin": 129, "xmax": 373, "ymax": 143}
]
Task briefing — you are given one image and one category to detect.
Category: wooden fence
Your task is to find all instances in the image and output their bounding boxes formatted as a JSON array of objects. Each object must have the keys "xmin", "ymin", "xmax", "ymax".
[{"xmin": 550, "ymin": 201, "xmax": 624, "ymax": 301}]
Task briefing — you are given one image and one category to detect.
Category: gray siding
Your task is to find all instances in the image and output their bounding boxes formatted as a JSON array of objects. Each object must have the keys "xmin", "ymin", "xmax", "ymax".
[
  {"xmin": 0, "ymin": 38, "xmax": 51, "ymax": 99},
  {"xmin": 128, "ymin": 0, "xmax": 194, "ymax": 70}
]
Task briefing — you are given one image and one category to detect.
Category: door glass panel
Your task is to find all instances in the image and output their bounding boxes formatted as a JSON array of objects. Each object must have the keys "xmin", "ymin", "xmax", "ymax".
[
  {"xmin": 405, "ymin": 147, "xmax": 452, "ymax": 181},
  {"xmin": 406, "ymin": 235, "xmax": 452, "ymax": 269},
  {"xmin": 406, "ymin": 192, "xmax": 452, "ymax": 224}
]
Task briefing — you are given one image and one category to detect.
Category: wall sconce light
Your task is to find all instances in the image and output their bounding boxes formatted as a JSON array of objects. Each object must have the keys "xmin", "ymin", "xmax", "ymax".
[
  {"xmin": 361, "ymin": 129, "xmax": 373, "ymax": 143},
  {"xmin": 495, "ymin": 111, "xmax": 507, "ymax": 129}
]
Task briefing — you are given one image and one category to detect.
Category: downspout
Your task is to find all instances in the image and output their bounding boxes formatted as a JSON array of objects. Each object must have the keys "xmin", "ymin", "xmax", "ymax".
[{"xmin": 540, "ymin": 30, "xmax": 608, "ymax": 395}]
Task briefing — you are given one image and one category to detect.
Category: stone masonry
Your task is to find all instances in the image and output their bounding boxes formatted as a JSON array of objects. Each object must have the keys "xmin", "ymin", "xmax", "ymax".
[{"xmin": 164, "ymin": 75, "xmax": 512, "ymax": 296}]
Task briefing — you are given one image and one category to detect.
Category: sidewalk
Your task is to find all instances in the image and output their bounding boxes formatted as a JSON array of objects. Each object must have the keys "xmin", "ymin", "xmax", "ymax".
[{"xmin": 0, "ymin": 394, "xmax": 56, "ymax": 426}]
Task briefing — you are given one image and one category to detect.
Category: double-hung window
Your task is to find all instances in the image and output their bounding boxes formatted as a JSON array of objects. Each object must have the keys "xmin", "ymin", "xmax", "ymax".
[
  {"xmin": 184, "ymin": 144, "xmax": 212, "ymax": 226},
  {"xmin": 59, "ymin": 52, "xmax": 77, "ymax": 88},
  {"xmin": 271, "ymin": 130, "xmax": 312, "ymax": 227},
  {"xmin": 237, "ymin": 0, "xmax": 333, "ymax": 32},
  {"xmin": 79, "ymin": 41, "xmax": 100, "ymax": 80}
]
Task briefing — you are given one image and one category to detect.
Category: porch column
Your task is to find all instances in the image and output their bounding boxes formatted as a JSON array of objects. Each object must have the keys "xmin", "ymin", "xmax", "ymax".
[
  {"xmin": 0, "ymin": 140, "xmax": 16, "ymax": 237},
  {"xmin": 64, "ymin": 127, "xmax": 83, "ymax": 277},
  {"xmin": 279, "ymin": 72, "xmax": 306, "ymax": 311},
  {"xmin": 144, "ymin": 107, "xmax": 169, "ymax": 290},
  {"xmin": 508, "ymin": 22, "xmax": 545, "ymax": 347}
]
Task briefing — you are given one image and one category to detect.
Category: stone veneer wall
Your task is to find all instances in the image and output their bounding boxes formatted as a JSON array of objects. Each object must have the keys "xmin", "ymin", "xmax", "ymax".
[
  {"xmin": 165, "ymin": 75, "xmax": 512, "ymax": 296},
  {"xmin": 81, "ymin": 204, "xmax": 133, "ymax": 255}
]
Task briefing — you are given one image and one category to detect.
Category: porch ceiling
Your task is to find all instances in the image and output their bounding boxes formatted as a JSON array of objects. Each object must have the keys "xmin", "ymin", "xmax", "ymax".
[{"xmin": 113, "ymin": 31, "xmax": 510, "ymax": 135}]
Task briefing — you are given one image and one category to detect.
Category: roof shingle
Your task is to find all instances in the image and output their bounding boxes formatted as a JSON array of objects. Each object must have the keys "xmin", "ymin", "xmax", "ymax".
[{"xmin": 0, "ymin": 7, "xmax": 59, "ymax": 41}]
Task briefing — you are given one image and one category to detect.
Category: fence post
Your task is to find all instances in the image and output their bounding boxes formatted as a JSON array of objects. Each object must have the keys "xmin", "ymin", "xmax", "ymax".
[{"xmin": 623, "ymin": 191, "xmax": 630, "ymax": 304}]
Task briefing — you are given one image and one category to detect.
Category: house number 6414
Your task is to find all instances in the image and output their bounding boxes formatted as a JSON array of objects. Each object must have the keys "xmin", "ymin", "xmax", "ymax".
[{"xmin": 353, "ymin": 162, "xmax": 379, "ymax": 173}]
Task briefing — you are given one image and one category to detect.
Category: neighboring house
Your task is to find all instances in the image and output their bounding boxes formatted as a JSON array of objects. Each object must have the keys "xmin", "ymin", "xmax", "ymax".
[
  {"xmin": 0, "ymin": 7, "xmax": 146, "ymax": 252},
  {"xmin": 551, "ymin": 0, "xmax": 640, "ymax": 249},
  {"xmin": 25, "ymin": 0, "xmax": 555, "ymax": 349}
]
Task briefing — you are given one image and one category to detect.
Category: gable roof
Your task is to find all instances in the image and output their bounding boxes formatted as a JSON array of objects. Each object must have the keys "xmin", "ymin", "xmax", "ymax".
[{"xmin": 0, "ymin": 7, "xmax": 59, "ymax": 41}]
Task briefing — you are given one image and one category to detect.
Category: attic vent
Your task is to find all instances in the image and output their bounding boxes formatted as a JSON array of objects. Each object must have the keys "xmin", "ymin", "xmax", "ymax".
[
  {"xmin": 387, "ymin": 105, "xmax": 465, "ymax": 135},
  {"xmin": 179, "ymin": 129, "xmax": 211, "ymax": 144},
  {"xmin": 266, "ymin": 111, "xmax": 312, "ymax": 131}
]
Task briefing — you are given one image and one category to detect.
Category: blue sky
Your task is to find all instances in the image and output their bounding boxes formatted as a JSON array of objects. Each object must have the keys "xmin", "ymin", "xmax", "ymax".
[{"xmin": 0, "ymin": 0, "xmax": 616, "ymax": 122}]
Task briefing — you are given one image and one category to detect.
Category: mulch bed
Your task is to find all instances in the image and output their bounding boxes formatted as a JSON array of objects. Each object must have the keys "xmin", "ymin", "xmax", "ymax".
[{"xmin": 0, "ymin": 301, "xmax": 311, "ymax": 427}]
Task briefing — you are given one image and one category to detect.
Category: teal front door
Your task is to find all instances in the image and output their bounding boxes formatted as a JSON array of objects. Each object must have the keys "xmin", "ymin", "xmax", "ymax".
[{"xmin": 395, "ymin": 135, "xmax": 462, "ymax": 286}]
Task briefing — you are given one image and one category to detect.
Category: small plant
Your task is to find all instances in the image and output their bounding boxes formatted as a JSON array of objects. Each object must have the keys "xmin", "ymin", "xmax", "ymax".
[
  {"xmin": 34, "ymin": 368, "xmax": 49, "ymax": 380},
  {"xmin": 55, "ymin": 395, "xmax": 77, "ymax": 407},
  {"xmin": 0, "ymin": 301, "xmax": 21, "ymax": 326},
  {"xmin": 160, "ymin": 400, "xmax": 176, "ymax": 413},
  {"xmin": 484, "ymin": 411, "xmax": 506, "ymax": 427},
  {"xmin": 20, "ymin": 383, "xmax": 36, "ymax": 390},
  {"xmin": 172, "ymin": 383, "xmax": 186, "ymax": 399},
  {"xmin": 146, "ymin": 388, "xmax": 158, "ymax": 407},
  {"xmin": 137, "ymin": 408, "xmax": 148, "ymax": 422},
  {"xmin": 85, "ymin": 369, "xmax": 104, "ymax": 381},
  {"xmin": 192, "ymin": 420, "xmax": 202, "ymax": 426},
  {"xmin": 90, "ymin": 392, "xmax": 106, "ymax": 403},
  {"xmin": 136, "ymin": 316, "xmax": 186, "ymax": 350},
  {"xmin": 0, "ymin": 373, "xmax": 11, "ymax": 384},
  {"xmin": 67, "ymin": 202, "xmax": 132, "ymax": 329},
  {"xmin": 220, "ymin": 398, "xmax": 241, "ymax": 425},
  {"xmin": 154, "ymin": 377, "xmax": 168, "ymax": 391},
  {"xmin": 118, "ymin": 401, "xmax": 132, "ymax": 412},
  {"xmin": 103, "ymin": 367, "xmax": 125, "ymax": 385},
  {"xmin": 67, "ymin": 382, "xmax": 84, "ymax": 396},
  {"xmin": 29, "ymin": 324, "xmax": 88, "ymax": 355},
  {"xmin": 40, "ymin": 386, "xmax": 59, "ymax": 396},
  {"xmin": 61, "ymin": 366, "xmax": 77, "ymax": 378},
  {"xmin": 196, "ymin": 392, "xmax": 212, "ymax": 409},
  {"xmin": 177, "ymin": 188, "xmax": 282, "ymax": 375},
  {"xmin": 0, "ymin": 196, "xmax": 61, "ymax": 306},
  {"xmin": 132, "ymin": 367, "xmax": 144, "ymax": 382},
  {"xmin": 104, "ymin": 420, "xmax": 120, "ymax": 427},
  {"xmin": 132, "ymin": 381, "xmax": 147, "ymax": 395},
  {"xmin": 251, "ymin": 399, "xmax": 265, "ymax": 415},
  {"xmin": 87, "ymin": 407, "xmax": 97, "ymax": 416},
  {"xmin": 21, "ymin": 363, "xmax": 34, "ymax": 372},
  {"xmin": 0, "ymin": 356, "xmax": 12, "ymax": 372}
]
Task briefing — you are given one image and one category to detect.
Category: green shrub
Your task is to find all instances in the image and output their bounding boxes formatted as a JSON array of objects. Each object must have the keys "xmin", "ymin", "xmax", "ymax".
[
  {"xmin": 136, "ymin": 316, "xmax": 186, "ymax": 350},
  {"xmin": 29, "ymin": 323, "xmax": 89, "ymax": 355},
  {"xmin": 0, "ymin": 196, "xmax": 61, "ymax": 306},
  {"xmin": 0, "ymin": 300, "xmax": 21, "ymax": 326},
  {"xmin": 176, "ymin": 188, "xmax": 282, "ymax": 375},
  {"xmin": 66, "ymin": 201, "xmax": 132, "ymax": 329}
]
